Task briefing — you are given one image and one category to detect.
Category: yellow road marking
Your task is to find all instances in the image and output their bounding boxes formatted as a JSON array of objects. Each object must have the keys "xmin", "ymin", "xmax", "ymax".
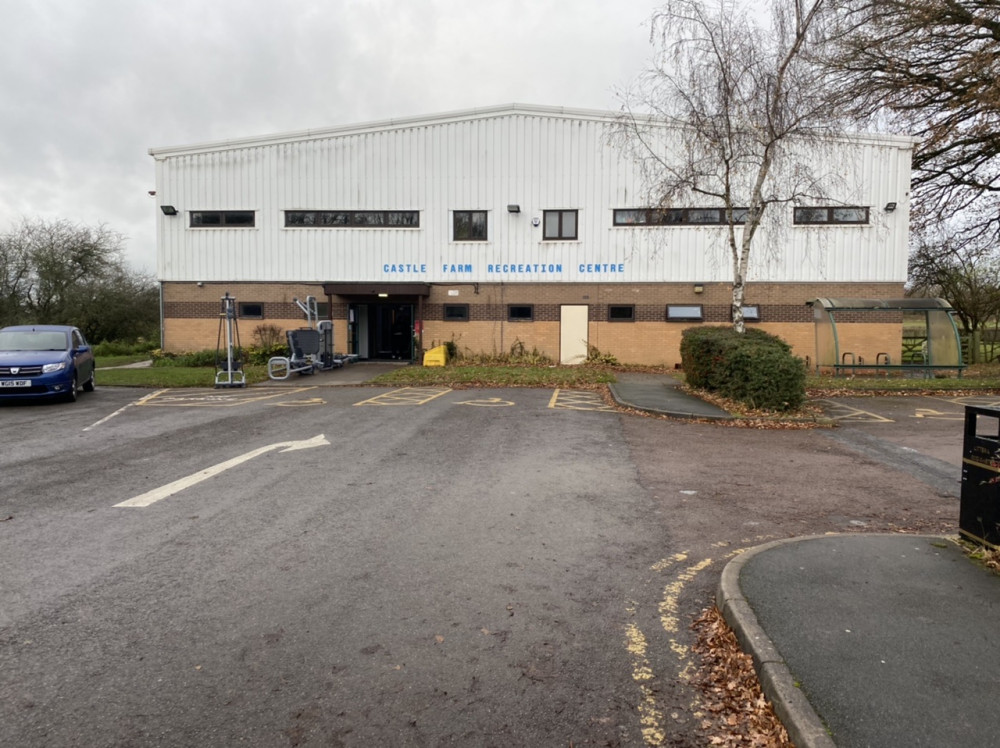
[
  {"xmin": 141, "ymin": 387, "xmax": 316, "ymax": 407},
  {"xmin": 353, "ymin": 387, "xmax": 451, "ymax": 406},
  {"xmin": 624, "ymin": 608, "xmax": 666, "ymax": 746},
  {"xmin": 457, "ymin": 397, "xmax": 514, "ymax": 407},
  {"xmin": 913, "ymin": 408, "xmax": 963, "ymax": 420},
  {"xmin": 549, "ymin": 389, "xmax": 616, "ymax": 412},
  {"xmin": 276, "ymin": 397, "xmax": 326, "ymax": 407},
  {"xmin": 814, "ymin": 398, "xmax": 894, "ymax": 423}
]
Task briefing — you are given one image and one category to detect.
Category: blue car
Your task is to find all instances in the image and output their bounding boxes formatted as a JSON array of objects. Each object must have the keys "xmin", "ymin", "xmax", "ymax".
[{"xmin": 0, "ymin": 325, "xmax": 96, "ymax": 402}]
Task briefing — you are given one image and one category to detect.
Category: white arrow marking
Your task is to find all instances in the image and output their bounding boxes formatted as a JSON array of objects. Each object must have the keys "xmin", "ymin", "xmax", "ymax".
[{"xmin": 115, "ymin": 434, "xmax": 330, "ymax": 507}]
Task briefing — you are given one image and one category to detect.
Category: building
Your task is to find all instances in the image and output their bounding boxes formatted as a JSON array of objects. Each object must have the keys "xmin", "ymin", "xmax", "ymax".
[{"xmin": 149, "ymin": 104, "xmax": 913, "ymax": 367}]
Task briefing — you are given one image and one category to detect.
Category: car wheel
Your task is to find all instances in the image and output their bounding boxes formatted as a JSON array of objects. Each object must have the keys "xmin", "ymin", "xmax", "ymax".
[
  {"xmin": 82, "ymin": 368, "xmax": 96, "ymax": 392},
  {"xmin": 64, "ymin": 374, "xmax": 78, "ymax": 403}
]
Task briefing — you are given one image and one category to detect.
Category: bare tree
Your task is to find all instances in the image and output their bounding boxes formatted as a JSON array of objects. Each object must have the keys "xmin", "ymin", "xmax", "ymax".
[
  {"xmin": 824, "ymin": 0, "xmax": 1000, "ymax": 241},
  {"xmin": 909, "ymin": 225, "xmax": 1000, "ymax": 363},
  {"xmin": 0, "ymin": 218, "xmax": 159, "ymax": 342},
  {"xmin": 615, "ymin": 0, "xmax": 848, "ymax": 332}
]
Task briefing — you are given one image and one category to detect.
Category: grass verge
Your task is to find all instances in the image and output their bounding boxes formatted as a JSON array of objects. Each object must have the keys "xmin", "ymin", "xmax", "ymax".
[
  {"xmin": 367, "ymin": 364, "xmax": 616, "ymax": 388},
  {"xmin": 98, "ymin": 365, "xmax": 270, "ymax": 388}
]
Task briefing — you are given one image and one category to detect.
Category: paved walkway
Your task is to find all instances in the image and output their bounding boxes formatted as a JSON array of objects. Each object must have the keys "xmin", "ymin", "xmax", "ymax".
[{"xmin": 719, "ymin": 534, "xmax": 1000, "ymax": 747}]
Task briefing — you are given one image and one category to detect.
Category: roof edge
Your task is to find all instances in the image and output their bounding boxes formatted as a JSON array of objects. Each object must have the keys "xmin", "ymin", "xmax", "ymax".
[
  {"xmin": 149, "ymin": 103, "xmax": 918, "ymax": 159},
  {"xmin": 148, "ymin": 103, "xmax": 621, "ymax": 158}
]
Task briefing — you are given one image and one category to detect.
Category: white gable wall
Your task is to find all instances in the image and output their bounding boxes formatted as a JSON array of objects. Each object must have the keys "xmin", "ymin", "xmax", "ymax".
[{"xmin": 150, "ymin": 105, "xmax": 912, "ymax": 286}]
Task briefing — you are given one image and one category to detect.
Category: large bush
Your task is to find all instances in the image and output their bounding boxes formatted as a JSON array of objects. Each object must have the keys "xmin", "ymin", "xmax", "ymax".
[{"xmin": 680, "ymin": 327, "xmax": 806, "ymax": 411}]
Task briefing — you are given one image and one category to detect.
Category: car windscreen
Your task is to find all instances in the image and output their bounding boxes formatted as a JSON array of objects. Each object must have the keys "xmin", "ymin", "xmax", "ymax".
[{"xmin": 0, "ymin": 331, "xmax": 69, "ymax": 351}]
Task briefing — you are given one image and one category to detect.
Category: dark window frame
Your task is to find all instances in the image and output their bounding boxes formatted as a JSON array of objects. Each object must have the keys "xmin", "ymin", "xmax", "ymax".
[
  {"xmin": 735, "ymin": 305, "xmax": 760, "ymax": 322},
  {"xmin": 608, "ymin": 305, "xmax": 635, "ymax": 322},
  {"xmin": 542, "ymin": 210, "xmax": 579, "ymax": 240},
  {"xmin": 444, "ymin": 304, "xmax": 470, "ymax": 321},
  {"xmin": 666, "ymin": 304, "xmax": 704, "ymax": 322},
  {"xmin": 190, "ymin": 210, "xmax": 256, "ymax": 227},
  {"xmin": 793, "ymin": 206, "xmax": 869, "ymax": 225},
  {"xmin": 508, "ymin": 304, "xmax": 534, "ymax": 322},
  {"xmin": 614, "ymin": 207, "xmax": 748, "ymax": 226},
  {"xmin": 238, "ymin": 302, "xmax": 264, "ymax": 319},
  {"xmin": 453, "ymin": 210, "xmax": 488, "ymax": 241},
  {"xmin": 284, "ymin": 210, "xmax": 420, "ymax": 228}
]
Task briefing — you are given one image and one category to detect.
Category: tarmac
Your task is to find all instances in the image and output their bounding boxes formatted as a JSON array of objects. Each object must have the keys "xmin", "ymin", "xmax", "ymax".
[
  {"xmin": 610, "ymin": 372, "xmax": 1000, "ymax": 747},
  {"xmin": 209, "ymin": 364, "xmax": 1000, "ymax": 745}
]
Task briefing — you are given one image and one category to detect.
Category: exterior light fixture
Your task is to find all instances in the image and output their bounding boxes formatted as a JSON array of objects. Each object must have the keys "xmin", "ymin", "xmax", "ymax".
[
  {"xmin": 693, "ymin": 284, "xmax": 704, "ymax": 294},
  {"xmin": 507, "ymin": 204, "xmax": 521, "ymax": 213},
  {"xmin": 884, "ymin": 202, "xmax": 897, "ymax": 212},
  {"xmin": 161, "ymin": 205, "xmax": 178, "ymax": 215},
  {"xmin": 377, "ymin": 293, "xmax": 389, "ymax": 298}
]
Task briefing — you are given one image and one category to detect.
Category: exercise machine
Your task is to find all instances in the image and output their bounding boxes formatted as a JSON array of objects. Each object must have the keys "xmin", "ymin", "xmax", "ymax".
[
  {"xmin": 267, "ymin": 296, "xmax": 354, "ymax": 380},
  {"xmin": 215, "ymin": 292, "xmax": 246, "ymax": 388}
]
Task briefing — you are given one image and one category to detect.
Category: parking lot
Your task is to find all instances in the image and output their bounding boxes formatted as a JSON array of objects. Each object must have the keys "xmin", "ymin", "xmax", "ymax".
[{"xmin": 0, "ymin": 385, "xmax": 966, "ymax": 746}]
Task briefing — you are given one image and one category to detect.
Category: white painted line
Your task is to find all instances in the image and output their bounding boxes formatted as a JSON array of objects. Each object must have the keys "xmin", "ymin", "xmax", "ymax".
[
  {"xmin": 115, "ymin": 434, "xmax": 330, "ymax": 507},
  {"xmin": 83, "ymin": 389, "xmax": 170, "ymax": 431}
]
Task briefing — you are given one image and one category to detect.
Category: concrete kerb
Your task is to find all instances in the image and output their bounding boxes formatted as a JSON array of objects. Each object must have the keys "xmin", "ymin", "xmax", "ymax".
[{"xmin": 717, "ymin": 536, "xmax": 837, "ymax": 748}]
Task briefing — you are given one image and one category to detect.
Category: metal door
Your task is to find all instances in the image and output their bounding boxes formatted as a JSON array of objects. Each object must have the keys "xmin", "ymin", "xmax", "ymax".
[{"xmin": 560, "ymin": 305, "xmax": 589, "ymax": 365}]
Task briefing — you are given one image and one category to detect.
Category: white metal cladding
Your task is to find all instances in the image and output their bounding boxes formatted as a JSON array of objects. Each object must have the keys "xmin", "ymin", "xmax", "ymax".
[{"xmin": 150, "ymin": 104, "xmax": 914, "ymax": 284}]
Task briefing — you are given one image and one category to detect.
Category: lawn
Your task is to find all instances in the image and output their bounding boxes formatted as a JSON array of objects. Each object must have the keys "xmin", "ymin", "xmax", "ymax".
[
  {"xmin": 93, "ymin": 359, "xmax": 1000, "ymax": 394},
  {"xmin": 98, "ymin": 364, "xmax": 271, "ymax": 388}
]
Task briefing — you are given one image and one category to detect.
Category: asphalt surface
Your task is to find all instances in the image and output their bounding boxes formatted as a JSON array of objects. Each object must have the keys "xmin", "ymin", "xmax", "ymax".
[
  {"xmin": 611, "ymin": 372, "xmax": 1000, "ymax": 748},
  {"xmin": 1, "ymin": 367, "xmax": 987, "ymax": 746}
]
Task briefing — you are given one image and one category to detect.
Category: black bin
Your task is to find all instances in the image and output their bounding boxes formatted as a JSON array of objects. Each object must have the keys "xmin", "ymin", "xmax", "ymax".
[{"xmin": 960, "ymin": 405, "xmax": 1000, "ymax": 547}]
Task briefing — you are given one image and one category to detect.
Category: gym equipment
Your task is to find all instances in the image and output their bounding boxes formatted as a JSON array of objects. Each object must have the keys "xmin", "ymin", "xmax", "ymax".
[
  {"xmin": 215, "ymin": 293, "xmax": 246, "ymax": 388},
  {"xmin": 267, "ymin": 296, "xmax": 355, "ymax": 380}
]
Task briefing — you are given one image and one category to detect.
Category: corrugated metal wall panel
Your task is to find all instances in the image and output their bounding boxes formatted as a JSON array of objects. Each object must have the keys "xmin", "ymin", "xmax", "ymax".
[{"xmin": 153, "ymin": 109, "xmax": 912, "ymax": 285}]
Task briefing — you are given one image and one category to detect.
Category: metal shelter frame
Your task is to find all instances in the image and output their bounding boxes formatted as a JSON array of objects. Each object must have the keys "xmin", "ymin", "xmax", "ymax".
[{"xmin": 807, "ymin": 298, "xmax": 965, "ymax": 377}]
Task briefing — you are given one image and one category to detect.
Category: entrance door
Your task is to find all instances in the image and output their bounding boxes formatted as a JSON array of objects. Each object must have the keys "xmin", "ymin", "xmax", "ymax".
[
  {"xmin": 560, "ymin": 305, "xmax": 589, "ymax": 365},
  {"xmin": 349, "ymin": 303, "xmax": 413, "ymax": 360}
]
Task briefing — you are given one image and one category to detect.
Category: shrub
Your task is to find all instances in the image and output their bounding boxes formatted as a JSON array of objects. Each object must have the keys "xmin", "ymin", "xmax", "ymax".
[
  {"xmin": 152, "ymin": 348, "xmax": 218, "ymax": 367},
  {"xmin": 93, "ymin": 338, "xmax": 159, "ymax": 357},
  {"xmin": 586, "ymin": 345, "xmax": 620, "ymax": 365},
  {"xmin": 680, "ymin": 327, "xmax": 805, "ymax": 411},
  {"xmin": 253, "ymin": 324, "xmax": 285, "ymax": 349}
]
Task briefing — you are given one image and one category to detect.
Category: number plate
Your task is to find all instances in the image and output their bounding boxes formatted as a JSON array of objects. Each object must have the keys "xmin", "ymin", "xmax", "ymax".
[{"xmin": 0, "ymin": 380, "xmax": 30, "ymax": 388}]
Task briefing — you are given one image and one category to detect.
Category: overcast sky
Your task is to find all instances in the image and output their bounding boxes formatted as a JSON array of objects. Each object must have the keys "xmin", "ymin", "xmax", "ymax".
[{"xmin": 0, "ymin": 0, "xmax": 665, "ymax": 273}]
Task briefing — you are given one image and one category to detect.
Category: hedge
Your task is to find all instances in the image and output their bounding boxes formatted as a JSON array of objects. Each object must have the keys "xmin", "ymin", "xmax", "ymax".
[{"xmin": 680, "ymin": 327, "xmax": 806, "ymax": 411}]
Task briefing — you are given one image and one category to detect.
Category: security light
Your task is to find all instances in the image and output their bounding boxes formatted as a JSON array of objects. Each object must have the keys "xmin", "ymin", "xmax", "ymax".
[
  {"xmin": 161, "ymin": 205, "xmax": 178, "ymax": 216},
  {"xmin": 507, "ymin": 204, "xmax": 520, "ymax": 213}
]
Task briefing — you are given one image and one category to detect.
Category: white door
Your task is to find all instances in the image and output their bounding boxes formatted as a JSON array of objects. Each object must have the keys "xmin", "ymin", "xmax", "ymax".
[{"xmin": 560, "ymin": 305, "xmax": 589, "ymax": 365}]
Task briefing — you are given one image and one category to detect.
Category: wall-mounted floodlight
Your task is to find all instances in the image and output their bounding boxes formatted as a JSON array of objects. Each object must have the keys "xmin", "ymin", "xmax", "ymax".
[
  {"xmin": 507, "ymin": 204, "xmax": 521, "ymax": 213},
  {"xmin": 693, "ymin": 284, "xmax": 704, "ymax": 294},
  {"xmin": 161, "ymin": 205, "xmax": 178, "ymax": 216},
  {"xmin": 884, "ymin": 202, "xmax": 897, "ymax": 212}
]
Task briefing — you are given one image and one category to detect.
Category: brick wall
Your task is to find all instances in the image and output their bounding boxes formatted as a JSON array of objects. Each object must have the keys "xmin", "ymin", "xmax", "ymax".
[{"xmin": 162, "ymin": 280, "xmax": 905, "ymax": 365}]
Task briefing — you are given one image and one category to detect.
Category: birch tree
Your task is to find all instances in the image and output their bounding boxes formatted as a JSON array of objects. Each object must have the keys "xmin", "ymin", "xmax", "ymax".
[{"xmin": 615, "ymin": 0, "xmax": 846, "ymax": 332}]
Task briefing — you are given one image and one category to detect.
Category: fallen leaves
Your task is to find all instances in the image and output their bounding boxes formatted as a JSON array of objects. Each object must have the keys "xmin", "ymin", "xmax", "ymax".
[{"xmin": 690, "ymin": 606, "xmax": 794, "ymax": 747}]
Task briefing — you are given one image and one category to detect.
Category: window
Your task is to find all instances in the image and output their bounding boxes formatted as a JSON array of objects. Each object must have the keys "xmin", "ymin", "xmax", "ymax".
[
  {"xmin": 793, "ymin": 206, "xmax": 869, "ymax": 225},
  {"xmin": 608, "ymin": 305, "xmax": 635, "ymax": 322},
  {"xmin": 190, "ymin": 211, "xmax": 255, "ymax": 227},
  {"xmin": 316, "ymin": 301, "xmax": 330, "ymax": 319},
  {"xmin": 737, "ymin": 305, "xmax": 760, "ymax": 322},
  {"xmin": 444, "ymin": 304, "xmax": 470, "ymax": 321},
  {"xmin": 508, "ymin": 305, "xmax": 534, "ymax": 322},
  {"xmin": 666, "ymin": 305, "xmax": 703, "ymax": 321},
  {"xmin": 453, "ymin": 211, "xmax": 488, "ymax": 241},
  {"xmin": 284, "ymin": 210, "xmax": 420, "ymax": 227},
  {"xmin": 543, "ymin": 210, "xmax": 578, "ymax": 240},
  {"xmin": 613, "ymin": 208, "xmax": 748, "ymax": 226},
  {"xmin": 239, "ymin": 302, "xmax": 263, "ymax": 319}
]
